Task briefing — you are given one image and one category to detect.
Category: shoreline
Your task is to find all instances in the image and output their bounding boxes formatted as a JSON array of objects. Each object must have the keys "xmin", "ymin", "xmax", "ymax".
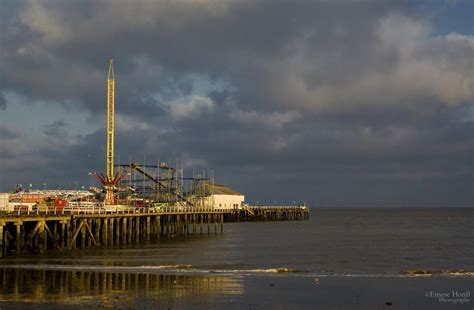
[{"xmin": 0, "ymin": 263, "xmax": 473, "ymax": 278}]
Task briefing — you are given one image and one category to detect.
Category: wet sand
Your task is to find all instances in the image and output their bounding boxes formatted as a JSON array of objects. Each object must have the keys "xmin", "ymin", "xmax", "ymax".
[{"xmin": 0, "ymin": 268, "xmax": 472, "ymax": 309}]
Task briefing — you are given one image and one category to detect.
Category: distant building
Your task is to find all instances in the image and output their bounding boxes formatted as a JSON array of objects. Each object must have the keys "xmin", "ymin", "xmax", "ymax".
[
  {"xmin": 0, "ymin": 193, "xmax": 9, "ymax": 211},
  {"xmin": 194, "ymin": 183, "xmax": 244, "ymax": 210}
]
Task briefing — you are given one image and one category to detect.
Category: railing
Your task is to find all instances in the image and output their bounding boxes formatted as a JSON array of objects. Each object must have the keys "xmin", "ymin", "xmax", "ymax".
[
  {"xmin": 248, "ymin": 205, "xmax": 309, "ymax": 210},
  {"xmin": 0, "ymin": 205, "xmax": 309, "ymax": 217},
  {"xmin": 67, "ymin": 206, "xmax": 235, "ymax": 215},
  {"xmin": 0, "ymin": 206, "xmax": 237, "ymax": 216}
]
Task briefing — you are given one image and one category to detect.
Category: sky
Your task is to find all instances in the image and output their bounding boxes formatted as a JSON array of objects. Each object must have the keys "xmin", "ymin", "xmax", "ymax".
[{"xmin": 0, "ymin": 0, "xmax": 473, "ymax": 207}]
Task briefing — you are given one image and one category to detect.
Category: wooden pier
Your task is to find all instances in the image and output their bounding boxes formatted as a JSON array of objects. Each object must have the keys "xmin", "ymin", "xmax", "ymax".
[{"xmin": 0, "ymin": 206, "xmax": 309, "ymax": 257}]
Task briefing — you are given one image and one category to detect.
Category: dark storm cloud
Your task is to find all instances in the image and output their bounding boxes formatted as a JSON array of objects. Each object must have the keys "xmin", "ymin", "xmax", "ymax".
[
  {"xmin": 0, "ymin": 0, "xmax": 473, "ymax": 206},
  {"xmin": 0, "ymin": 91, "xmax": 6, "ymax": 110},
  {"xmin": 43, "ymin": 120, "xmax": 67, "ymax": 136}
]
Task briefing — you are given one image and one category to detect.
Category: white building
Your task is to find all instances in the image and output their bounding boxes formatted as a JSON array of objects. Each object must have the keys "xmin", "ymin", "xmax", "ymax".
[
  {"xmin": 0, "ymin": 193, "xmax": 9, "ymax": 211},
  {"xmin": 195, "ymin": 183, "xmax": 244, "ymax": 210}
]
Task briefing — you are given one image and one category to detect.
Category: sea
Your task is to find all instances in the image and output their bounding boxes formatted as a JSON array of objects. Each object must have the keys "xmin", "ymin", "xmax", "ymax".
[{"xmin": 0, "ymin": 208, "xmax": 473, "ymax": 309}]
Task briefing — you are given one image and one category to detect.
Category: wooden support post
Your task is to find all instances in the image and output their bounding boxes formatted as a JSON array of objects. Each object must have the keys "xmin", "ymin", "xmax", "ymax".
[
  {"xmin": 109, "ymin": 218, "xmax": 114, "ymax": 246},
  {"xmin": 42, "ymin": 223, "xmax": 61, "ymax": 251},
  {"xmin": 53, "ymin": 222, "xmax": 58, "ymax": 245},
  {"xmin": 81, "ymin": 221, "xmax": 87, "ymax": 248},
  {"xmin": 95, "ymin": 219, "xmax": 101, "ymax": 246},
  {"xmin": 175, "ymin": 215, "xmax": 179, "ymax": 235},
  {"xmin": 39, "ymin": 221, "xmax": 47, "ymax": 254},
  {"xmin": 128, "ymin": 217, "xmax": 132, "ymax": 243},
  {"xmin": 61, "ymin": 221, "xmax": 66, "ymax": 249},
  {"xmin": 4, "ymin": 230, "xmax": 13, "ymax": 254},
  {"xmin": 115, "ymin": 218, "xmax": 120, "ymax": 245},
  {"xmin": 200, "ymin": 215, "xmax": 203, "ymax": 234},
  {"xmin": 175, "ymin": 216, "xmax": 178, "ymax": 235},
  {"xmin": 15, "ymin": 223, "xmax": 22, "ymax": 254},
  {"xmin": 102, "ymin": 219, "xmax": 108, "ymax": 246},
  {"xmin": 135, "ymin": 217, "xmax": 140, "ymax": 242},
  {"xmin": 207, "ymin": 214, "xmax": 210, "ymax": 234},
  {"xmin": 146, "ymin": 217, "xmax": 151, "ymax": 241},
  {"xmin": 68, "ymin": 220, "xmax": 84, "ymax": 250},
  {"xmin": 71, "ymin": 219, "xmax": 77, "ymax": 249},
  {"xmin": 156, "ymin": 216, "xmax": 160, "ymax": 239},
  {"xmin": 214, "ymin": 214, "xmax": 217, "ymax": 234},
  {"xmin": 171, "ymin": 216, "xmax": 174, "ymax": 236},
  {"xmin": 150, "ymin": 217, "xmax": 155, "ymax": 238},
  {"xmin": 22, "ymin": 221, "xmax": 41, "ymax": 253},
  {"xmin": 66, "ymin": 220, "xmax": 72, "ymax": 250},
  {"xmin": 176, "ymin": 215, "xmax": 180, "ymax": 236},
  {"xmin": 220, "ymin": 214, "xmax": 224, "ymax": 233},
  {"xmin": 170, "ymin": 215, "xmax": 176, "ymax": 236},
  {"xmin": 87, "ymin": 220, "xmax": 92, "ymax": 247},
  {"xmin": 122, "ymin": 218, "xmax": 127, "ymax": 244},
  {"xmin": 83, "ymin": 221, "xmax": 98, "ymax": 246},
  {"xmin": 182, "ymin": 215, "xmax": 185, "ymax": 235},
  {"xmin": 164, "ymin": 217, "xmax": 168, "ymax": 236},
  {"xmin": 185, "ymin": 215, "xmax": 188, "ymax": 235},
  {"xmin": 181, "ymin": 215, "xmax": 185, "ymax": 235},
  {"xmin": 169, "ymin": 216, "xmax": 172, "ymax": 236},
  {"xmin": 193, "ymin": 215, "xmax": 196, "ymax": 235},
  {"xmin": 161, "ymin": 217, "xmax": 165, "ymax": 237},
  {"xmin": 0, "ymin": 222, "xmax": 4, "ymax": 258}
]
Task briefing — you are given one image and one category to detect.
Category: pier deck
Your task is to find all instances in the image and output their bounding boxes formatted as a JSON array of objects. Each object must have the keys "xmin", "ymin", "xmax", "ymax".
[{"xmin": 0, "ymin": 206, "xmax": 309, "ymax": 257}]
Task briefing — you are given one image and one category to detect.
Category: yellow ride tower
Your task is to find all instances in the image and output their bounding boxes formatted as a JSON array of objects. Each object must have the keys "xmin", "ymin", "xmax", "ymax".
[
  {"xmin": 90, "ymin": 59, "xmax": 126, "ymax": 204},
  {"xmin": 105, "ymin": 59, "xmax": 115, "ymax": 204}
]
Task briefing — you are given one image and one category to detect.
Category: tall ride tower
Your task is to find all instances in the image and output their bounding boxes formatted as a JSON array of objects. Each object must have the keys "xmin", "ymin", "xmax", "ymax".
[
  {"xmin": 106, "ymin": 59, "xmax": 115, "ymax": 184},
  {"xmin": 105, "ymin": 59, "xmax": 115, "ymax": 204},
  {"xmin": 90, "ymin": 59, "xmax": 125, "ymax": 204}
]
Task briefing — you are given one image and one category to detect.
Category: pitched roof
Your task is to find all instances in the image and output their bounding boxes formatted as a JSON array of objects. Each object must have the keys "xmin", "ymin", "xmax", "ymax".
[{"xmin": 197, "ymin": 182, "xmax": 243, "ymax": 196}]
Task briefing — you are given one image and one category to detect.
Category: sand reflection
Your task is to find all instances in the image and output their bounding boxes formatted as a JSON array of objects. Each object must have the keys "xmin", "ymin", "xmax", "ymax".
[{"xmin": 0, "ymin": 268, "xmax": 244, "ymax": 306}]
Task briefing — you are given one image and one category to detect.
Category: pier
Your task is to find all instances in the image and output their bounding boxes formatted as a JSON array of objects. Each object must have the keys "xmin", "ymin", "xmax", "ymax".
[
  {"xmin": 0, "ymin": 206, "xmax": 309, "ymax": 257},
  {"xmin": 0, "ymin": 60, "xmax": 311, "ymax": 258}
]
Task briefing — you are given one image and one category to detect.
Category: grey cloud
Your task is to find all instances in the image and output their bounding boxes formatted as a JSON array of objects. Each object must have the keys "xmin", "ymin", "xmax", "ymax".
[
  {"xmin": 0, "ymin": 0, "xmax": 473, "ymax": 206},
  {"xmin": 43, "ymin": 120, "xmax": 67, "ymax": 136},
  {"xmin": 0, "ymin": 92, "xmax": 6, "ymax": 110},
  {"xmin": 0, "ymin": 124, "xmax": 20, "ymax": 140}
]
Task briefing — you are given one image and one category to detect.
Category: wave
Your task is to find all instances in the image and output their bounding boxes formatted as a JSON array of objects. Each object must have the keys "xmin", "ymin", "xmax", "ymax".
[
  {"xmin": 0, "ymin": 264, "xmax": 300, "ymax": 275},
  {"xmin": 400, "ymin": 269, "xmax": 474, "ymax": 277},
  {"xmin": 208, "ymin": 268, "xmax": 300, "ymax": 274}
]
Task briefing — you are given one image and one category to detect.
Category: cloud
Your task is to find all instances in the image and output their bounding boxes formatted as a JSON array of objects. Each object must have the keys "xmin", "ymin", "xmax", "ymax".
[
  {"xmin": 0, "ymin": 0, "xmax": 473, "ymax": 205},
  {"xmin": 236, "ymin": 13, "xmax": 474, "ymax": 112},
  {"xmin": 230, "ymin": 109, "xmax": 300, "ymax": 128},
  {"xmin": 0, "ymin": 92, "xmax": 6, "ymax": 110},
  {"xmin": 43, "ymin": 120, "xmax": 67, "ymax": 136},
  {"xmin": 166, "ymin": 95, "xmax": 214, "ymax": 119}
]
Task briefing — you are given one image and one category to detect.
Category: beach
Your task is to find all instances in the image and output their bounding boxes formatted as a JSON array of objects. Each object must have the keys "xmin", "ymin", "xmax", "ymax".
[{"xmin": 0, "ymin": 270, "xmax": 472, "ymax": 309}]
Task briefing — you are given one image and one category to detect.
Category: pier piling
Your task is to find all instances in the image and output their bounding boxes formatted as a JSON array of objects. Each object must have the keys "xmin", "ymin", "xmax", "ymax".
[{"xmin": 0, "ymin": 206, "xmax": 308, "ymax": 257}]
